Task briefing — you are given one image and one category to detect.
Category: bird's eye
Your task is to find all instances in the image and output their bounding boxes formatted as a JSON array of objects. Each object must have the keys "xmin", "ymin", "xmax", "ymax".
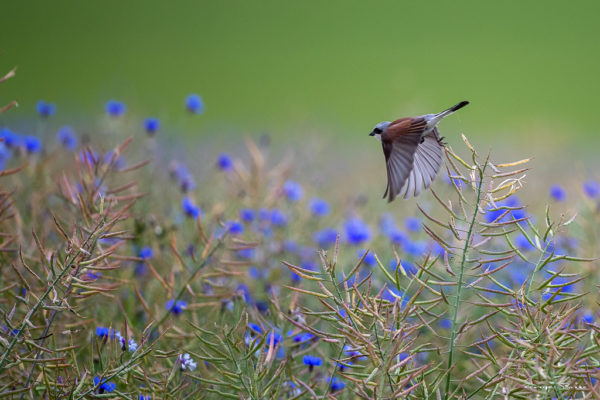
[{"xmin": 373, "ymin": 127, "xmax": 381, "ymax": 133}]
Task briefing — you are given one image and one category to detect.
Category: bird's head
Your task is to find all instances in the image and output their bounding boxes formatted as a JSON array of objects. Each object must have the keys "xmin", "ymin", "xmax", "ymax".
[{"xmin": 369, "ymin": 121, "xmax": 390, "ymax": 139}]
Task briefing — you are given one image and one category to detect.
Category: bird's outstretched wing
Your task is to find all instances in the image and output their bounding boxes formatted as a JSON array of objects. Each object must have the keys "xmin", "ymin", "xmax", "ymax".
[
  {"xmin": 396, "ymin": 128, "xmax": 444, "ymax": 199},
  {"xmin": 382, "ymin": 133, "xmax": 422, "ymax": 202}
]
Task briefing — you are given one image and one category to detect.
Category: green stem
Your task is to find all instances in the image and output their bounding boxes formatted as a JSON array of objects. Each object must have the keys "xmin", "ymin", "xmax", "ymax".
[
  {"xmin": 444, "ymin": 163, "xmax": 485, "ymax": 398},
  {"xmin": 152, "ymin": 237, "xmax": 225, "ymax": 334},
  {"xmin": 0, "ymin": 220, "xmax": 104, "ymax": 372}
]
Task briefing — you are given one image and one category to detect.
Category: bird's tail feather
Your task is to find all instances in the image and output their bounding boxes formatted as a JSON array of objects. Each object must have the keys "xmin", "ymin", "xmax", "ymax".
[{"xmin": 428, "ymin": 100, "xmax": 469, "ymax": 126}]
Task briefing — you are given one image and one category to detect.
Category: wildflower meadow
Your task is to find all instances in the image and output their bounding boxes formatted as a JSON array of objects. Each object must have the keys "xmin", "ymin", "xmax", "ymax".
[{"xmin": 1, "ymin": 68, "xmax": 600, "ymax": 400}]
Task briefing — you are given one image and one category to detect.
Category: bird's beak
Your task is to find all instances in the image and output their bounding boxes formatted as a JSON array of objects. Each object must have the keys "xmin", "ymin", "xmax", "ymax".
[{"xmin": 369, "ymin": 131, "xmax": 375, "ymax": 136}]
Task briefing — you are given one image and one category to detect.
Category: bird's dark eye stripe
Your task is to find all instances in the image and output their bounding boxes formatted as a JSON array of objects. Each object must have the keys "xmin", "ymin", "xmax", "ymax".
[{"xmin": 374, "ymin": 127, "xmax": 382, "ymax": 133}]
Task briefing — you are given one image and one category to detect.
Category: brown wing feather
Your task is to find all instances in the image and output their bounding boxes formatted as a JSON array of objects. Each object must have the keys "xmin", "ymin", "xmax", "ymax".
[
  {"xmin": 381, "ymin": 129, "xmax": 422, "ymax": 202},
  {"xmin": 383, "ymin": 117, "xmax": 427, "ymax": 141}
]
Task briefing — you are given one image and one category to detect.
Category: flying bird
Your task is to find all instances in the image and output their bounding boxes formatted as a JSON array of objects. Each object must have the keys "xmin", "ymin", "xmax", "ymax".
[{"xmin": 370, "ymin": 101, "xmax": 469, "ymax": 202}]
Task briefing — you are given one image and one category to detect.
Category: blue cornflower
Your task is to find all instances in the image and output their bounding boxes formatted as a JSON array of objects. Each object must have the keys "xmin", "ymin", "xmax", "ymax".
[
  {"xmin": 226, "ymin": 220, "xmax": 244, "ymax": 235},
  {"xmin": 84, "ymin": 271, "xmax": 102, "ymax": 280},
  {"xmin": 139, "ymin": 247, "xmax": 153, "ymax": 260},
  {"xmin": 439, "ymin": 319, "xmax": 452, "ymax": 329},
  {"xmin": 105, "ymin": 100, "xmax": 126, "ymax": 117},
  {"xmin": 0, "ymin": 143, "xmax": 11, "ymax": 170},
  {"xmin": 217, "ymin": 153, "xmax": 233, "ymax": 171},
  {"xmin": 549, "ymin": 185, "xmax": 566, "ymax": 202},
  {"xmin": 185, "ymin": 94, "xmax": 204, "ymax": 114},
  {"xmin": 293, "ymin": 332, "xmax": 315, "ymax": 343},
  {"xmin": 382, "ymin": 288, "xmax": 408, "ymax": 308},
  {"xmin": 103, "ymin": 150, "xmax": 126, "ymax": 170},
  {"xmin": 258, "ymin": 208, "xmax": 271, "ymax": 221},
  {"xmin": 237, "ymin": 248, "xmax": 255, "ymax": 260},
  {"xmin": 178, "ymin": 353, "xmax": 197, "ymax": 371},
  {"xmin": 485, "ymin": 196, "xmax": 527, "ymax": 224},
  {"xmin": 95, "ymin": 326, "xmax": 118, "ymax": 339},
  {"xmin": 389, "ymin": 229, "xmax": 407, "ymax": 246},
  {"xmin": 139, "ymin": 395, "xmax": 151, "ymax": 400},
  {"xmin": 236, "ymin": 284, "xmax": 252, "ymax": 303},
  {"xmin": 284, "ymin": 240, "xmax": 298, "ymax": 253},
  {"xmin": 329, "ymin": 377, "xmax": 345, "ymax": 392},
  {"xmin": 36, "ymin": 100, "xmax": 56, "ymax": 118},
  {"xmin": 343, "ymin": 345, "xmax": 367, "ymax": 360},
  {"xmin": 182, "ymin": 197, "xmax": 202, "ymax": 219},
  {"xmin": 405, "ymin": 217, "xmax": 421, "ymax": 232},
  {"xmin": 93, "ymin": 376, "xmax": 115, "ymax": 393},
  {"xmin": 582, "ymin": 310, "xmax": 595, "ymax": 324},
  {"xmin": 165, "ymin": 299, "xmax": 187, "ymax": 315},
  {"xmin": 56, "ymin": 126, "xmax": 77, "ymax": 150},
  {"xmin": 357, "ymin": 249, "xmax": 376, "ymax": 267},
  {"xmin": 308, "ymin": 197, "xmax": 330, "ymax": 216},
  {"xmin": 404, "ymin": 240, "xmax": 426, "ymax": 257},
  {"xmin": 515, "ymin": 234, "xmax": 535, "ymax": 251},
  {"xmin": 248, "ymin": 267, "xmax": 261, "ymax": 279},
  {"xmin": 399, "ymin": 261, "xmax": 418, "ymax": 275},
  {"xmin": 239, "ymin": 208, "xmax": 255, "ymax": 222},
  {"xmin": 0, "ymin": 128, "xmax": 20, "ymax": 148},
  {"xmin": 270, "ymin": 209, "xmax": 288, "ymax": 227},
  {"xmin": 79, "ymin": 148, "xmax": 100, "ymax": 165},
  {"xmin": 283, "ymin": 180, "xmax": 303, "ymax": 202},
  {"xmin": 313, "ymin": 228, "xmax": 338, "ymax": 248},
  {"xmin": 248, "ymin": 323, "xmax": 263, "ymax": 335},
  {"xmin": 144, "ymin": 117, "xmax": 160, "ymax": 135},
  {"xmin": 24, "ymin": 136, "xmax": 42, "ymax": 154},
  {"xmin": 345, "ymin": 218, "xmax": 371, "ymax": 245},
  {"xmin": 583, "ymin": 180, "xmax": 599, "ymax": 198},
  {"xmin": 379, "ymin": 213, "xmax": 396, "ymax": 236},
  {"xmin": 302, "ymin": 355, "xmax": 322, "ymax": 370}
]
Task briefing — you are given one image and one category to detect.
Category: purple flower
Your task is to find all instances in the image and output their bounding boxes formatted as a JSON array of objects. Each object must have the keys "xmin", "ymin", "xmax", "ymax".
[
  {"xmin": 24, "ymin": 136, "xmax": 42, "ymax": 154},
  {"xmin": 313, "ymin": 228, "xmax": 338, "ymax": 248},
  {"xmin": 439, "ymin": 319, "xmax": 452, "ymax": 329},
  {"xmin": 308, "ymin": 197, "xmax": 330, "ymax": 217},
  {"xmin": 302, "ymin": 355, "xmax": 322, "ymax": 369},
  {"xmin": 105, "ymin": 100, "xmax": 126, "ymax": 117},
  {"xmin": 403, "ymin": 240, "xmax": 427, "ymax": 257},
  {"xmin": 227, "ymin": 220, "xmax": 244, "ymax": 235},
  {"xmin": 345, "ymin": 218, "xmax": 371, "ymax": 246},
  {"xmin": 165, "ymin": 299, "xmax": 187, "ymax": 315},
  {"xmin": 405, "ymin": 217, "xmax": 421, "ymax": 232},
  {"xmin": 104, "ymin": 150, "xmax": 126, "ymax": 170},
  {"xmin": 95, "ymin": 327, "xmax": 118, "ymax": 339},
  {"xmin": 182, "ymin": 197, "xmax": 202, "ymax": 218},
  {"xmin": 178, "ymin": 353, "xmax": 197, "ymax": 371},
  {"xmin": 240, "ymin": 208, "xmax": 255, "ymax": 222},
  {"xmin": 57, "ymin": 126, "xmax": 77, "ymax": 150},
  {"xmin": 549, "ymin": 185, "xmax": 566, "ymax": 202},
  {"xmin": 36, "ymin": 100, "xmax": 56, "ymax": 118},
  {"xmin": 357, "ymin": 249, "xmax": 376, "ymax": 267},
  {"xmin": 0, "ymin": 128, "xmax": 20, "ymax": 147},
  {"xmin": 144, "ymin": 118, "xmax": 160, "ymax": 135},
  {"xmin": 248, "ymin": 323, "xmax": 263, "ymax": 335},
  {"xmin": 270, "ymin": 209, "xmax": 288, "ymax": 227},
  {"xmin": 217, "ymin": 153, "xmax": 233, "ymax": 171},
  {"xmin": 139, "ymin": 247, "xmax": 153, "ymax": 260},
  {"xmin": 283, "ymin": 180, "xmax": 303, "ymax": 202},
  {"xmin": 93, "ymin": 376, "xmax": 115, "ymax": 393},
  {"xmin": 185, "ymin": 94, "xmax": 204, "ymax": 114},
  {"xmin": 515, "ymin": 234, "xmax": 534, "ymax": 251},
  {"xmin": 79, "ymin": 148, "xmax": 100, "ymax": 165},
  {"xmin": 329, "ymin": 377, "xmax": 345, "ymax": 392},
  {"xmin": 583, "ymin": 180, "xmax": 599, "ymax": 198},
  {"xmin": 237, "ymin": 248, "xmax": 255, "ymax": 260}
]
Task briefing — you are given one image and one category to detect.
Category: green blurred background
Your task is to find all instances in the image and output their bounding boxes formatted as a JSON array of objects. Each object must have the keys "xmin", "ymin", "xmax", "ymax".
[{"xmin": 1, "ymin": 0, "xmax": 599, "ymax": 154}]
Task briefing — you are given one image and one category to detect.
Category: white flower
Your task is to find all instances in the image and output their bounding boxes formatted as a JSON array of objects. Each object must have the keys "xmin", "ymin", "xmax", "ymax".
[
  {"xmin": 178, "ymin": 353, "xmax": 197, "ymax": 371},
  {"xmin": 128, "ymin": 339, "xmax": 138, "ymax": 352}
]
